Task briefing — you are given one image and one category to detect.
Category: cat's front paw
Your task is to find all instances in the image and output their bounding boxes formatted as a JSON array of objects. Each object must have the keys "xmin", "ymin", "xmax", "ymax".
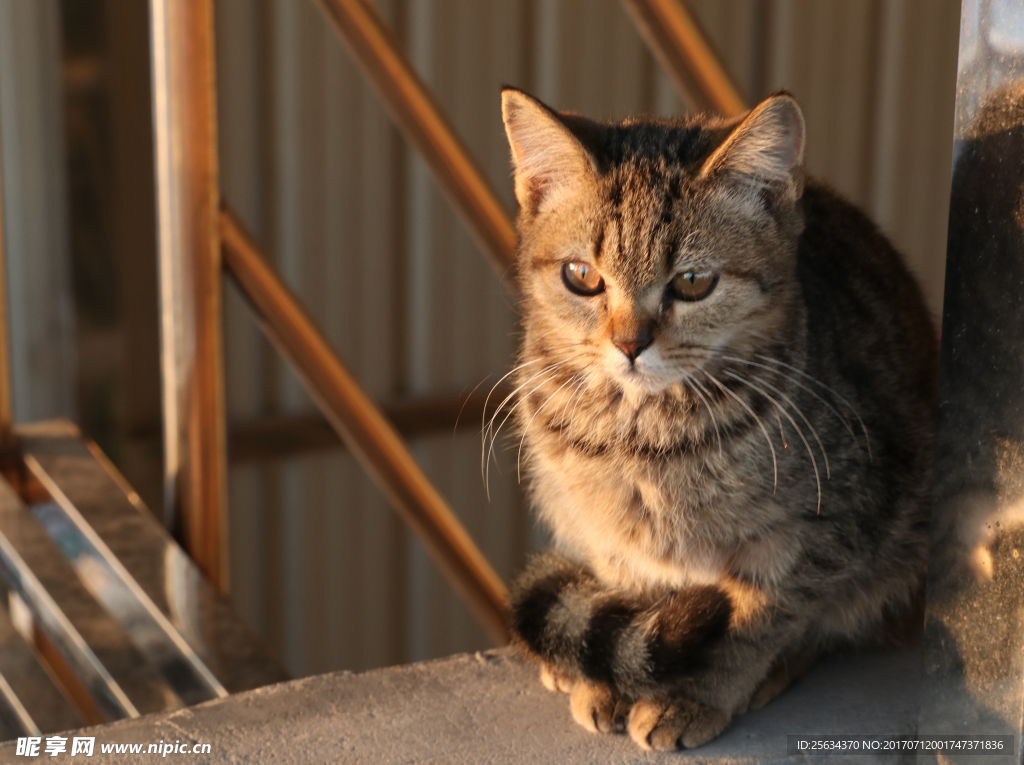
[
  {"xmin": 627, "ymin": 697, "xmax": 730, "ymax": 751},
  {"xmin": 569, "ymin": 680, "xmax": 630, "ymax": 734},
  {"xmin": 538, "ymin": 662, "xmax": 575, "ymax": 693}
]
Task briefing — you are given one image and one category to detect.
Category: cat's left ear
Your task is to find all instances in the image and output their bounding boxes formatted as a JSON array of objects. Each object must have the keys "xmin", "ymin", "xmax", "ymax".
[
  {"xmin": 701, "ymin": 93, "xmax": 805, "ymax": 213},
  {"xmin": 501, "ymin": 87, "xmax": 599, "ymax": 217}
]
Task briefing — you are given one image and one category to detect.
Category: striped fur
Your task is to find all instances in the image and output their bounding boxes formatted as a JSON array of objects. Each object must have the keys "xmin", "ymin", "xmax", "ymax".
[
  {"xmin": 510, "ymin": 551, "xmax": 731, "ymax": 699},
  {"xmin": 499, "ymin": 88, "xmax": 937, "ymax": 750}
]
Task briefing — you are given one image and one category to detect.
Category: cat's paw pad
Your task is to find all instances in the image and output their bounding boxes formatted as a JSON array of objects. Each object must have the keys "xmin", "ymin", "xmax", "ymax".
[
  {"xmin": 539, "ymin": 663, "xmax": 575, "ymax": 693},
  {"xmin": 627, "ymin": 697, "xmax": 729, "ymax": 751},
  {"xmin": 569, "ymin": 681, "xmax": 628, "ymax": 734}
]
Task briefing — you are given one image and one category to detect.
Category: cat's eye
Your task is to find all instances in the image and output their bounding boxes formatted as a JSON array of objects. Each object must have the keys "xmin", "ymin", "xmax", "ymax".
[
  {"xmin": 562, "ymin": 261, "xmax": 605, "ymax": 296},
  {"xmin": 670, "ymin": 271, "xmax": 718, "ymax": 301}
]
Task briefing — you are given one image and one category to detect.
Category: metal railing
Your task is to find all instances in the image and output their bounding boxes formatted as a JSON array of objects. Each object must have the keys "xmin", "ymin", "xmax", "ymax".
[
  {"xmin": 149, "ymin": 0, "xmax": 229, "ymax": 592},
  {"xmin": 0, "ymin": 0, "xmax": 742, "ymax": 728},
  {"xmin": 622, "ymin": 0, "xmax": 746, "ymax": 116},
  {"xmin": 311, "ymin": 0, "xmax": 518, "ymax": 278},
  {"xmin": 0, "ymin": 115, "xmax": 10, "ymax": 447},
  {"xmin": 220, "ymin": 207, "xmax": 509, "ymax": 643},
  {"xmin": 0, "ymin": 420, "xmax": 286, "ymax": 735},
  {"xmin": 144, "ymin": 0, "xmax": 743, "ymax": 646}
]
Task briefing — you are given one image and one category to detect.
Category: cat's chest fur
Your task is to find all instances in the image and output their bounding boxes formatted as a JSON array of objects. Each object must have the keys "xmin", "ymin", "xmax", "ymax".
[{"xmin": 529, "ymin": 437, "xmax": 794, "ymax": 593}]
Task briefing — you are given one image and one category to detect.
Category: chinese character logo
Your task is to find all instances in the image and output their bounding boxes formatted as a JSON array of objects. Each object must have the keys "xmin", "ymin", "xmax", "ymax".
[
  {"xmin": 71, "ymin": 737, "xmax": 95, "ymax": 756},
  {"xmin": 15, "ymin": 738, "xmax": 40, "ymax": 757}
]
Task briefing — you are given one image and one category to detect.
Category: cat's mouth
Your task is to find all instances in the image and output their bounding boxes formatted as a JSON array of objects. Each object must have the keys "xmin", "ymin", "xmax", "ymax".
[
  {"xmin": 609, "ymin": 348, "xmax": 687, "ymax": 393},
  {"xmin": 605, "ymin": 344, "xmax": 723, "ymax": 402}
]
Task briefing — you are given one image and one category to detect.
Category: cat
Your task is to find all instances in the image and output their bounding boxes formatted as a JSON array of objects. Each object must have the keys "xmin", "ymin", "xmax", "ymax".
[{"xmin": 498, "ymin": 87, "xmax": 937, "ymax": 751}]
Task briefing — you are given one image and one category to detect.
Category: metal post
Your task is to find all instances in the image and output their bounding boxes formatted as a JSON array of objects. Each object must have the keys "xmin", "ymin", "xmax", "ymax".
[
  {"xmin": 149, "ymin": 0, "xmax": 229, "ymax": 593},
  {"xmin": 918, "ymin": 6, "xmax": 1024, "ymax": 744},
  {"xmin": 0, "ymin": 107, "xmax": 12, "ymax": 444},
  {"xmin": 311, "ymin": 0, "xmax": 518, "ymax": 279},
  {"xmin": 220, "ymin": 206, "xmax": 509, "ymax": 645},
  {"xmin": 621, "ymin": 0, "xmax": 747, "ymax": 116}
]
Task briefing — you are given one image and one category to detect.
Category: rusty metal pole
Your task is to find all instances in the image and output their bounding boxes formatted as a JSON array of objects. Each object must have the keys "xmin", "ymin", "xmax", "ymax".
[
  {"xmin": 149, "ymin": 0, "xmax": 229, "ymax": 593},
  {"xmin": 621, "ymin": 0, "xmax": 747, "ymax": 116},
  {"xmin": 311, "ymin": 0, "xmax": 518, "ymax": 279},
  {"xmin": 220, "ymin": 206, "xmax": 509, "ymax": 645},
  {"xmin": 0, "ymin": 105, "xmax": 13, "ymax": 444}
]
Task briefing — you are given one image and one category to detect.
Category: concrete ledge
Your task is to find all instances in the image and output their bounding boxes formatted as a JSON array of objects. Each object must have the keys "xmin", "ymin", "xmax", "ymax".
[{"xmin": 0, "ymin": 646, "xmax": 921, "ymax": 763}]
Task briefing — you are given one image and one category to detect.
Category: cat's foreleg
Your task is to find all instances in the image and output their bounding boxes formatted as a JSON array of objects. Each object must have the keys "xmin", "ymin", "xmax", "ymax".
[
  {"xmin": 624, "ymin": 608, "xmax": 808, "ymax": 751},
  {"xmin": 744, "ymin": 643, "xmax": 824, "ymax": 712},
  {"xmin": 508, "ymin": 550, "xmax": 807, "ymax": 750},
  {"xmin": 509, "ymin": 550, "xmax": 736, "ymax": 743}
]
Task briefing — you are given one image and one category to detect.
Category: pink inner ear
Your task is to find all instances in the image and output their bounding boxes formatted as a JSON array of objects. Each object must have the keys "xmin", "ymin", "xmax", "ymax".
[
  {"xmin": 777, "ymin": 106, "xmax": 804, "ymax": 170},
  {"xmin": 703, "ymin": 97, "xmax": 806, "ymax": 187},
  {"xmin": 792, "ymin": 130, "xmax": 803, "ymax": 162},
  {"xmin": 503, "ymin": 90, "xmax": 600, "ymax": 213},
  {"xmin": 524, "ymin": 174, "xmax": 551, "ymax": 202}
]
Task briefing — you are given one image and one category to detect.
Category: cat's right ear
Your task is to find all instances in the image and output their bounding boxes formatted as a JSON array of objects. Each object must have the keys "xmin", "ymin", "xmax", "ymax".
[
  {"xmin": 700, "ymin": 93, "xmax": 806, "ymax": 215},
  {"xmin": 501, "ymin": 88, "xmax": 597, "ymax": 216}
]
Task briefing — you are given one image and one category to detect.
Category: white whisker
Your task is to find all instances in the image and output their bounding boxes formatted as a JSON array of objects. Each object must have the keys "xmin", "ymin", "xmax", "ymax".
[
  {"xmin": 724, "ymin": 370, "xmax": 821, "ymax": 513},
  {"xmin": 682, "ymin": 372, "xmax": 723, "ymax": 457},
  {"xmin": 723, "ymin": 355, "xmax": 857, "ymax": 447},
  {"xmin": 481, "ymin": 360, "xmax": 547, "ymax": 482},
  {"xmin": 484, "ymin": 360, "xmax": 575, "ymax": 497},
  {"xmin": 517, "ymin": 375, "xmax": 582, "ymax": 482},
  {"xmin": 752, "ymin": 374, "xmax": 830, "ymax": 479},
  {"xmin": 564, "ymin": 374, "xmax": 593, "ymax": 446},
  {"xmin": 553, "ymin": 376, "xmax": 590, "ymax": 449},
  {"xmin": 704, "ymin": 370, "xmax": 777, "ymax": 491},
  {"xmin": 754, "ymin": 353, "xmax": 872, "ymax": 461}
]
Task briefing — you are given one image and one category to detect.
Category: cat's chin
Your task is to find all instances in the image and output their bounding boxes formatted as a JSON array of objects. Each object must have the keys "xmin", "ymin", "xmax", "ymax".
[
  {"xmin": 612, "ymin": 367, "xmax": 681, "ymax": 399},
  {"xmin": 606, "ymin": 352, "xmax": 686, "ymax": 397}
]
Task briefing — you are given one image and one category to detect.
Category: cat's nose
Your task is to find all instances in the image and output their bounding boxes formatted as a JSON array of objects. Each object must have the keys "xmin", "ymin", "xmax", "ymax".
[{"xmin": 614, "ymin": 330, "xmax": 653, "ymax": 363}]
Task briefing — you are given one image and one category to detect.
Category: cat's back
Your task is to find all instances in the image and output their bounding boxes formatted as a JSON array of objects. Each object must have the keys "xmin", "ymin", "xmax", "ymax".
[
  {"xmin": 796, "ymin": 180, "xmax": 937, "ymax": 415},
  {"xmin": 788, "ymin": 181, "xmax": 937, "ymax": 558}
]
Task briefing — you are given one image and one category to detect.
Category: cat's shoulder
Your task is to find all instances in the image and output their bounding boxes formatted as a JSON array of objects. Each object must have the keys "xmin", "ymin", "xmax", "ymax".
[
  {"xmin": 800, "ymin": 180, "xmax": 882, "ymax": 240},
  {"xmin": 798, "ymin": 179, "xmax": 902, "ymax": 274}
]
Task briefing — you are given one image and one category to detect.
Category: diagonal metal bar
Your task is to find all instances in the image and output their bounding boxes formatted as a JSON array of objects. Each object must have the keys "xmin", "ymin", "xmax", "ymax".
[
  {"xmin": 25, "ymin": 453, "xmax": 228, "ymax": 706},
  {"xmin": 621, "ymin": 0, "xmax": 747, "ymax": 116},
  {"xmin": 227, "ymin": 388, "xmax": 511, "ymax": 463},
  {"xmin": 17, "ymin": 420, "xmax": 288, "ymax": 696},
  {"xmin": 0, "ymin": 668, "xmax": 40, "ymax": 737},
  {"xmin": 311, "ymin": 0, "xmax": 517, "ymax": 280},
  {"xmin": 219, "ymin": 205, "xmax": 510, "ymax": 645},
  {"xmin": 0, "ymin": 480, "xmax": 143, "ymax": 722}
]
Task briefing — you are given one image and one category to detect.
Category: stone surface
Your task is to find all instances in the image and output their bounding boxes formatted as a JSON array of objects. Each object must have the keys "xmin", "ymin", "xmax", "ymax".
[
  {"xmin": 0, "ymin": 646, "xmax": 921, "ymax": 764},
  {"xmin": 18, "ymin": 420, "xmax": 288, "ymax": 698}
]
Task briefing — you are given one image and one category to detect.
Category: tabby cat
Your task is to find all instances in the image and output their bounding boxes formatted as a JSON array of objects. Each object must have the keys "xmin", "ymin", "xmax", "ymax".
[{"xmin": 498, "ymin": 88, "xmax": 937, "ymax": 751}]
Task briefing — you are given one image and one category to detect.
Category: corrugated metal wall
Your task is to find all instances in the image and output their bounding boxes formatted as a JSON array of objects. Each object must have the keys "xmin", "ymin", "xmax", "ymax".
[
  {"xmin": 0, "ymin": 0, "xmax": 76, "ymax": 426},
  {"xmin": 213, "ymin": 0, "xmax": 960, "ymax": 677}
]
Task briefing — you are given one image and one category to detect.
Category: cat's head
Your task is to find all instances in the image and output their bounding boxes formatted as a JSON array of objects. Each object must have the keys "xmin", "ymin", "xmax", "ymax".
[{"xmin": 502, "ymin": 89, "xmax": 807, "ymax": 400}]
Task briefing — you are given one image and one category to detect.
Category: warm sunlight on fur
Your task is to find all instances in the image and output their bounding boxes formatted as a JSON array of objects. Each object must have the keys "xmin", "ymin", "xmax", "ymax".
[{"xmin": 498, "ymin": 88, "xmax": 937, "ymax": 751}]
